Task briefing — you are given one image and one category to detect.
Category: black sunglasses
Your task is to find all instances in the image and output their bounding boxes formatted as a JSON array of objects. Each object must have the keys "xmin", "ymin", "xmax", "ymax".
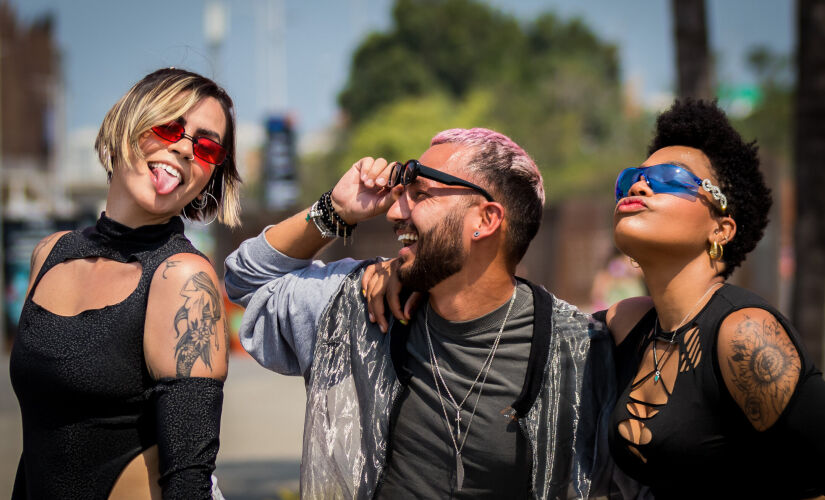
[{"xmin": 389, "ymin": 159, "xmax": 495, "ymax": 202}]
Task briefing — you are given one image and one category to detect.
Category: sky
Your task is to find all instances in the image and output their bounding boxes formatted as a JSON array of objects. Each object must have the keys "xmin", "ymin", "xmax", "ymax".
[{"xmin": 8, "ymin": 0, "xmax": 793, "ymax": 143}]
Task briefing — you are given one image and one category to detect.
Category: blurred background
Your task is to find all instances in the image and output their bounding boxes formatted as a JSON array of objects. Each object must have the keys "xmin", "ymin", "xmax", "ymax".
[{"xmin": 1, "ymin": 0, "xmax": 822, "ymax": 498}]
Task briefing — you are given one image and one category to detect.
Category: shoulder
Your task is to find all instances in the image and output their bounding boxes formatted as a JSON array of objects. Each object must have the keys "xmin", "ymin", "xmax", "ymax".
[
  {"xmin": 150, "ymin": 252, "xmax": 217, "ymax": 287},
  {"xmin": 30, "ymin": 230, "xmax": 71, "ymax": 270},
  {"xmin": 27, "ymin": 231, "xmax": 72, "ymax": 289},
  {"xmin": 145, "ymin": 253, "xmax": 227, "ymax": 381},
  {"xmin": 717, "ymin": 307, "xmax": 801, "ymax": 431},
  {"xmin": 606, "ymin": 296, "xmax": 654, "ymax": 346}
]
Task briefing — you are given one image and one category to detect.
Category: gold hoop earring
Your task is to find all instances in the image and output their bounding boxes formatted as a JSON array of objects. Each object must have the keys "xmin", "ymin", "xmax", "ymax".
[{"xmin": 709, "ymin": 241, "xmax": 724, "ymax": 260}]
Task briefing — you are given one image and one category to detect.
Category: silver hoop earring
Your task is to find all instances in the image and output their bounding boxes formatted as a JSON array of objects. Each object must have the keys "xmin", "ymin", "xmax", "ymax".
[
  {"xmin": 191, "ymin": 196, "xmax": 208, "ymax": 211},
  {"xmin": 192, "ymin": 191, "xmax": 216, "ymax": 211},
  {"xmin": 182, "ymin": 192, "xmax": 219, "ymax": 226},
  {"xmin": 180, "ymin": 209, "xmax": 193, "ymax": 224},
  {"xmin": 201, "ymin": 208, "xmax": 219, "ymax": 226}
]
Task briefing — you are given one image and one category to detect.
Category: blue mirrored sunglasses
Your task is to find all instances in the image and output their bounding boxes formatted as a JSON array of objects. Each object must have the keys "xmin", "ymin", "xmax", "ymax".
[{"xmin": 615, "ymin": 163, "xmax": 727, "ymax": 212}]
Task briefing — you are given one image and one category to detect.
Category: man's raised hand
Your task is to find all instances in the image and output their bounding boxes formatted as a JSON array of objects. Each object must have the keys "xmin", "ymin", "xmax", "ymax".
[{"xmin": 330, "ymin": 157, "xmax": 399, "ymax": 224}]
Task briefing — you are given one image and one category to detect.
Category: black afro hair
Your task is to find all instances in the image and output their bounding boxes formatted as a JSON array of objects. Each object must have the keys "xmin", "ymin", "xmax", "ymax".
[{"xmin": 648, "ymin": 99, "xmax": 772, "ymax": 279}]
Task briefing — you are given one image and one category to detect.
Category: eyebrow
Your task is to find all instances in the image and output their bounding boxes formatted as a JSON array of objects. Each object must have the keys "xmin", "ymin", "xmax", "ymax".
[
  {"xmin": 177, "ymin": 117, "xmax": 223, "ymax": 143},
  {"xmin": 409, "ymin": 177, "xmax": 428, "ymax": 191}
]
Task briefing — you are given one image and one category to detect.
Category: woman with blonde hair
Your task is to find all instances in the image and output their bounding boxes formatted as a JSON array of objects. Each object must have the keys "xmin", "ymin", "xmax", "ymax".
[{"xmin": 10, "ymin": 67, "xmax": 241, "ymax": 499}]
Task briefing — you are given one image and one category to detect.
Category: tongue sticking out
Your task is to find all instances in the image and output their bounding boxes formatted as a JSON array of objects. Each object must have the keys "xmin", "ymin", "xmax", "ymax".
[{"xmin": 151, "ymin": 167, "xmax": 181, "ymax": 195}]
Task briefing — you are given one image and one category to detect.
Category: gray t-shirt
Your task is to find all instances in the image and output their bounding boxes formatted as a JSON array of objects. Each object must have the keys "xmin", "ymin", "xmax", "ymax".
[{"xmin": 376, "ymin": 282, "xmax": 534, "ymax": 499}]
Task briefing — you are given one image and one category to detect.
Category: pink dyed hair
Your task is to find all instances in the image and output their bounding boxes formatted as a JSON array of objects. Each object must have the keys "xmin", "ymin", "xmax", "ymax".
[
  {"xmin": 430, "ymin": 127, "xmax": 545, "ymax": 264},
  {"xmin": 431, "ymin": 128, "xmax": 545, "ymax": 204}
]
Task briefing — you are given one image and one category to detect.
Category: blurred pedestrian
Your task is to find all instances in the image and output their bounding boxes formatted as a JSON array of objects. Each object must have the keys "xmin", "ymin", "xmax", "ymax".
[
  {"xmin": 588, "ymin": 248, "xmax": 646, "ymax": 312},
  {"xmin": 9, "ymin": 67, "xmax": 241, "ymax": 499}
]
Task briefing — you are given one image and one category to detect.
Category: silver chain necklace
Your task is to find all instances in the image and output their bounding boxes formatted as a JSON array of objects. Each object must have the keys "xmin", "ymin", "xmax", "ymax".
[
  {"xmin": 424, "ymin": 286, "xmax": 518, "ymax": 492},
  {"xmin": 651, "ymin": 282, "xmax": 721, "ymax": 383}
]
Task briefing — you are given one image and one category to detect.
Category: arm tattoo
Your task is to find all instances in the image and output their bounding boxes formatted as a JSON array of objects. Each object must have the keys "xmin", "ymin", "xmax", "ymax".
[
  {"xmin": 162, "ymin": 260, "xmax": 181, "ymax": 279},
  {"xmin": 725, "ymin": 314, "xmax": 801, "ymax": 429},
  {"xmin": 173, "ymin": 272, "xmax": 223, "ymax": 377}
]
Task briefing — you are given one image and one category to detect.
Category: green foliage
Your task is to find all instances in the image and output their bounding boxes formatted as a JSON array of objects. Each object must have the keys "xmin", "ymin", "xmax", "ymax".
[
  {"xmin": 344, "ymin": 90, "xmax": 499, "ymax": 171},
  {"xmin": 312, "ymin": 0, "xmax": 651, "ymax": 203},
  {"xmin": 338, "ymin": 32, "xmax": 441, "ymax": 124},
  {"xmin": 731, "ymin": 46, "xmax": 793, "ymax": 167}
]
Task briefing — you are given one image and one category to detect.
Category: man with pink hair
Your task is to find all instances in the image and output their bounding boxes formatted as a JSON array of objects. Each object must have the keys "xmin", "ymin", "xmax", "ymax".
[{"xmin": 225, "ymin": 128, "xmax": 618, "ymax": 498}]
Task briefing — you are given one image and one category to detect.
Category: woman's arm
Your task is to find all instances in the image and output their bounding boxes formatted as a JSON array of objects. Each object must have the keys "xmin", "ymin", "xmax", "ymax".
[
  {"xmin": 717, "ymin": 307, "xmax": 801, "ymax": 431},
  {"xmin": 145, "ymin": 253, "xmax": 228, "ymax": 380},
  {"xmin": 144, "ymin": 253, "xmax": 227, "ymax": 499}
]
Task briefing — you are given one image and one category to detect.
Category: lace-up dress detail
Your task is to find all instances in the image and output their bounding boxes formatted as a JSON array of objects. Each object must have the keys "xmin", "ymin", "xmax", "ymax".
[{"xmin": 608, "ymin": 284, "xmax": 825, "ymax": 499}]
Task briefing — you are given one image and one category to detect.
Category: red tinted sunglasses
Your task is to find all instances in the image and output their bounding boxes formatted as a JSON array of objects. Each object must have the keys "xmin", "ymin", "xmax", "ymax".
[{"xmin": 151, "ymin": 121, "xmax": 227, "ymax": 165}]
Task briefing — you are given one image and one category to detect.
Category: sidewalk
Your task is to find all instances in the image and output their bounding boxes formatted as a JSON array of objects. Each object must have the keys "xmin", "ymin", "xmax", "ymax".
[{"xmin": 0, "ymin": 352, "xmax": 306, "ymax": 499}]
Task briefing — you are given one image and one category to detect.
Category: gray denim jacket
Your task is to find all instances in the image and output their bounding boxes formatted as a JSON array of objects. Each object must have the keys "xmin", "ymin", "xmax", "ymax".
[{"xmin": 225, "ymin": 230, "xmax": 618, "ymax": 499}]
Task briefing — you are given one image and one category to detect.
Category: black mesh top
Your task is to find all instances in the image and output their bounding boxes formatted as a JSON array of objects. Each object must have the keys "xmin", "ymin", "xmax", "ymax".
[
  {"xmin": 608, "ymin": 284, "xmax": 825, "ymax": 499},
  {"xmin": 10, "ymin": 213, "xmax": 203, "ymax": 499}
]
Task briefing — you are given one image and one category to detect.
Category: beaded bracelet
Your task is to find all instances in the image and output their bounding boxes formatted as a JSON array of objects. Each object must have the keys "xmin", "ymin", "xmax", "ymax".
[{"xmin": 306, "ymin": 189, "xmax": 357, "ymax": 239}]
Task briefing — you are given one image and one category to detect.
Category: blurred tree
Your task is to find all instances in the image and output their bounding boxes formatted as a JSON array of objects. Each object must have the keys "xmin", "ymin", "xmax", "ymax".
[
  {"xmin": 671, "ymin": 0, "xmax": 713, "ymax": 99},
  {"xmin": 339, "ymin": 0, "xmax": 523, "ymax": 123},
  {"xmin": 730, "ymin": 47, "xmax": 792, "ymax": 307},
  {"xmin": 324, "ymin": 0, "xmax": 650, "ymax": 202},
  {"xmin": 792, "ymin": 0, "xmax": 825, "ymax": 364},
  {"xmin": 735, "ymin": 47, "xmax": 792, "ymax": 160}
]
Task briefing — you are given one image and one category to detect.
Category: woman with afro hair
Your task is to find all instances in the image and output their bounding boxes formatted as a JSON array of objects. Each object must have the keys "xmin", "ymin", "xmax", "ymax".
[{"xmin": 603, "ymin": 99, "xmax": 825, "ymax": 498}]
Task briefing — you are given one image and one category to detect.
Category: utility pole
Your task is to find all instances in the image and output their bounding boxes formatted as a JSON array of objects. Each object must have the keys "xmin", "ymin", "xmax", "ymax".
[
  {"xmin": 204, "ymin": 0, "xmax": 228, "ymax": 81},
  {"xmin": 258, "ymin": 0, "xmax": 288, "ymax": 115}
]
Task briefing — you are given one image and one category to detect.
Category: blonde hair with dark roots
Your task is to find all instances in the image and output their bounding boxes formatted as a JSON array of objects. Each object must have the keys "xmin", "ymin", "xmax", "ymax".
[{"xmin": 95, "ymin": 68, "xmax": 241, "ymax": 227}]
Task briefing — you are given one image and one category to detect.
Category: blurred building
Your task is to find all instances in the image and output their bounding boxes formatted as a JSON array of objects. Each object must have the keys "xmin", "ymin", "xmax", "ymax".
[
  {"xmin": 0, "ymin": 1, "xmax": 76, "ymax": 345},
  {"xmin": 0, "ymin": 1, "xmax": 68, "ymax": 218}
]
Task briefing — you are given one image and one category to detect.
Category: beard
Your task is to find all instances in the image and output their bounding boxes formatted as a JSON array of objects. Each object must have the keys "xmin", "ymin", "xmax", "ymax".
[{"xmin": 397, "ymin": 210, "xmax": 467, "ymax": 292}]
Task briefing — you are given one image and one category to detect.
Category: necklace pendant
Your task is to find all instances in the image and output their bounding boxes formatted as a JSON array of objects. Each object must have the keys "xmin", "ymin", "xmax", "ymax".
[
  {"xmin": 456, "ymin": 410, "xmax": 462, "ymax": 439},
  {"xmin": 455, "ymin": 451, "xmax": 465, "ymax": 491},
  {"xmin": 654, "ymin": 370, "xmax": 660, "ymax": 383}
]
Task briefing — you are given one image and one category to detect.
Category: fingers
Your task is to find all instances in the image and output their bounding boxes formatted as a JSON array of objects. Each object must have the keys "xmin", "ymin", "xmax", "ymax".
[
  {"xmin": 365, "ymin": 268, "xmax": 389, "ymax": 333},
  {"xmin": 332, "ymin": 157, "xmax": 396, "ymax": 223},
  {"xmin": 404, "ymin": 292, "xmax": 423, "ymax": 321},
  {"xmin": 361, "ymin": 261, "xmax": 376, "ymax": 293},
  {"xmin": 386, "ymin": 260, "xmax": 406, "ymax": 322},
  {"xmin": 358, "ymin": 157, "xmax": 393, "ymax": 189}
]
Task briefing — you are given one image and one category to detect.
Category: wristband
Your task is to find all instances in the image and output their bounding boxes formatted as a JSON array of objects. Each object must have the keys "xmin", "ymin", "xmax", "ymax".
[{"xmin": 306, "ymin": 190, "xmax": 357, "ymax": 240}]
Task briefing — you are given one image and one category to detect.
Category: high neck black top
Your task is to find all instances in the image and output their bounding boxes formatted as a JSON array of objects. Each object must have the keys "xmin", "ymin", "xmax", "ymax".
[
  {"xmin": 10, "ymin": 212, "xmax": 204, "ymax": 499},
  {"xmin": 608, "ymin": 284, "xmax": 825, "ymax": 499}
]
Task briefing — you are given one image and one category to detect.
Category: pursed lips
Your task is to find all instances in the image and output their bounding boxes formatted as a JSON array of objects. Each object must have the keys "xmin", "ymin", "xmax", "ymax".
[{"xmin": 616, "ymin": 197, "xmax": 647, "ymax": 212}]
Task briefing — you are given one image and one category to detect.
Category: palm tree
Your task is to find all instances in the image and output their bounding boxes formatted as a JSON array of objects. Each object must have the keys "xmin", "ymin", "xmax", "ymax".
[
  {"xmin": 671, "ymin": 0, "xmax": 712, "ymax": 99},
  {"xmin": 792, "ymin": 0, "xmax": 825, "ymax": 365}
]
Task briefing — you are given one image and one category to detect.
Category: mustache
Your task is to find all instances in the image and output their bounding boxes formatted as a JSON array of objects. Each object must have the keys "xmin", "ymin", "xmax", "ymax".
[{"xmin": 393, "ymin": 221, "xmax": 417, "ymax": 233}]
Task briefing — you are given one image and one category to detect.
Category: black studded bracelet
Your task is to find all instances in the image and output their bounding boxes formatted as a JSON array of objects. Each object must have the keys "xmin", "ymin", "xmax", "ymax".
[{"xmin": 306, "ymin": 189, "xmax": 357, "ymax": 239}]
